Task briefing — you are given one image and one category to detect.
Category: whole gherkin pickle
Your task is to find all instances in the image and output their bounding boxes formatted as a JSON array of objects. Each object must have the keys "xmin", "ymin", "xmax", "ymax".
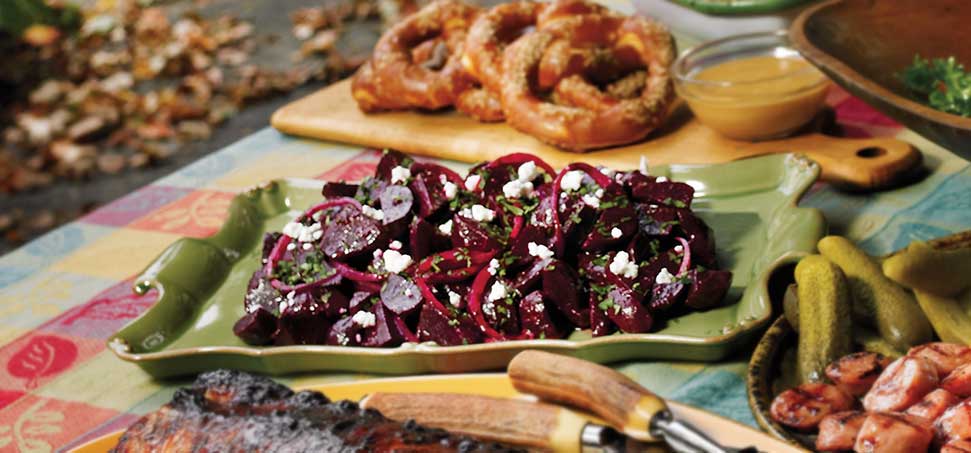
[{"xmin": 794, "ymin": 255, "xmax": 853, "ymax": 384}]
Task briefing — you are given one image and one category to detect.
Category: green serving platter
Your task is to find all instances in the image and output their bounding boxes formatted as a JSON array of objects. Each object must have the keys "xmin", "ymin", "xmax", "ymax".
[{"xmin": 108, "ymin": 153, "xmax": 824, "ymax": 377}]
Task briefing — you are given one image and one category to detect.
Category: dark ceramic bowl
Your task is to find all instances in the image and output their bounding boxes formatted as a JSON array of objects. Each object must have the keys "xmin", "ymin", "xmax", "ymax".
[
  {"xmin": 790, "ymin": 0, "xmax": 971, "ymax": 158},
  {"xmin": 746, "ymin": 315, "xmax": 815, "ymax": 450}
]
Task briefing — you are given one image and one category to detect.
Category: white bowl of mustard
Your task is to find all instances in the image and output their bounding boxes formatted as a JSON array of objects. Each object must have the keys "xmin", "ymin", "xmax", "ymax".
[{"xmin": 673, "ymin": 30, "xmax": 830, "ymax": 141}]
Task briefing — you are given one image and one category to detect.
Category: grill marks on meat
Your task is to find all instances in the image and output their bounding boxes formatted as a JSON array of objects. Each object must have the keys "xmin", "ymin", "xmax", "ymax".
[{"xmin": 111, "ymin": 370, "xmax": 523, "ymax": 453}]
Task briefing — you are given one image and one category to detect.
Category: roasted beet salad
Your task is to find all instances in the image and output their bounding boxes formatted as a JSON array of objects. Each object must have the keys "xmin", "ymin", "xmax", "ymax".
[{"xmin": 233, "ymin": 151, "xmax": 732, "ymax": 347}]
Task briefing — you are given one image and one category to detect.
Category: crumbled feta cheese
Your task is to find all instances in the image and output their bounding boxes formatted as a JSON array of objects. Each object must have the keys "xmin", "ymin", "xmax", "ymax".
[
  {"xmin": 622, "ymin": 306, "xmax": 634, "ymax": 316},
  {"xmin": 487, "ymin": 258, "xmax": 500, "ymax": 275},
  {"xmin": 581, "ymin": 193, "xmax": 601, "ymax": 208},
  {"xmin": 297, "ymin": 222, "xmax": 321, "ymax": 243},
  {"xmin": 465, "ymin": 174, "xmax": 481, "ymax": 191},
  {"xmin": 560, "ymin": 170, "xmax": 585, "ymax": 192},
  {"xmin": 443, "ymin": 180, "xmax": 458, "ymax": 199},
  {"xmin": 390, "ymin": 166, "xmax": 411, "ymax": 184},
  {"xmin": 389, "ymin": 240, "xmax": 402, "ymax": 250},
  {"xmin": 470, "ymin": 204, "xmax": 495, "ymax": 222},
  {"xmin": 517, "ymin": 161, "xmax": 539, "ymax": 181},
  {"xmin": 608, "ymin": 251, "xmax": 639, "ymax": 279},
  {"xmin": 302, "ymin": 242, "xmax": 312, "ymax": 250},
  {"xmin": 286, "ymin": 242, "xmax": 296, "ymax": 251},
  {"xmin": 361, "ymin": 205, "xmax": 384, "ymax": 221},
  {"xmin": 487, "ymin": 281, "xmax": 508, "ymax": 302},
  {"xmin": 482, "ymin": 301, "xmax": 496, "ymax": 318},
  {"xmin": 535, "ymin": 301, "xmax": 545, "ymax": 312},
  {"xmin": 674, "ymin": 245, "xmax": 684, "ymax": 253},
  {"xmin": 527, "ymin": 242, "xmax": 554, "ymax": 260},
  {"xmin": 352, "ymin": 310, "xmax": 376, "ymax": 328},
  {"xmin": 282, "ymin": 221, "xmax": 303, "ymax": 239},
  {"xmin": 373, "ymin": 249, "xmax": 384, "ymax": 259},
  {"xmin": 599, "ymin": 166, "xmax": 615, "ymax": 177},
  {"xmin": 639, "ymin": 155, "xmax": 649, "ymax": 175},
  {"xmin": 656, "ymin": 176, "xmax": 669, "ymax": 183},
  {"xmin": 438, "ymin": 219, "xmax": 453, "ymax": 235},
  {"xmin": 502, "ymin": 179, "xmax": 534, "ymax": 199},
  {"xmin": 383, "ymin": 250, "xmax": 413, "ymax": 274},
  {"xmin": 655, "ymin": 268, "xmax": 675, "ymax": 285},
  {"xmin": 610, "ymin": 227, "xmax": 623, "ymax": 239},
  {"xmin": 448, "ymin": 290, "xmax": 462, "ymax": 307}
]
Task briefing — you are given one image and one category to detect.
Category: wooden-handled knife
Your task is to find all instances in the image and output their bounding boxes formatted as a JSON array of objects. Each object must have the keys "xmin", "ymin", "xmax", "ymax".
[
  {"xmin": 361, "ymin": 392, "xmax": 631, "ymax": 453},
  {"xmin": 508, "ymin": 350, "xmax": 758, "ymax": 453}
]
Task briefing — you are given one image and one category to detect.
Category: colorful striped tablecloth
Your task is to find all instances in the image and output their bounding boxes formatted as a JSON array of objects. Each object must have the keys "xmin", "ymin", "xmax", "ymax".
[{"xmin": 2, "ymin": 11, "xmax": 971, "ymax": 453}]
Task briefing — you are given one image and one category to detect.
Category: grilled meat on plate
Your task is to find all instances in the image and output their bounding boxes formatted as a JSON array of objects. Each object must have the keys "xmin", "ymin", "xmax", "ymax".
[{"xmin": 111, "ymin": 370, "xmax": 523, "ymax": 453}]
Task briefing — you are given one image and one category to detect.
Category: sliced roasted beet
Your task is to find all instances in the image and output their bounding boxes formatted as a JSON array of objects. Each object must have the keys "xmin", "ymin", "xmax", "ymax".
[
  {"xmin": 620, "ymin": 171, "xmax": 651, "ymax": 195},
  {"xmin": 326, "ymin": 316, "xmax": 363, "ymax": 346},
  {"xmin": 636, "ymin": 252, "xmax": 680, "ymax": 290},
  {"xmin": 416, "ymin": 248, "xmax": 494, "ymax": 284},
  {"xmin": 632, "ymin": 179, "xmax": 695, "ymax": 208},
  {"xmin": 416, "ymin": 299, "xmax": 483, "ymax": 346},
  {"xmin": 582, "ymin": 206, "xmax": 637, "ymax": 251},
  {"xmin": 379, "ymin": 184, "xmax": 414, "ymax": 225},
  {"xmin": 684, "ymin": 269, "xmax": 732, "ymax": 309},
  {"xmin": 541, "ymin": 261, "xmax": 588, "ymax": 327},
  {"xmin": 507, "ymin": 222, "xmax": 553, "ymax": 267},
  {"xmin": 649, "ymin": 282, "xmax": 687, "ymax": 312},
  {"xmin": 578, "ymin": 252, "xmax": 609, "ymax": 281},
  {"xmin": 261, "ymin": 232, "xmax": 282, "ymax": 260},
  {"xmin": 636, "ymin": 204, "xmax": 679, "ymax": 236},
  {"xmin": 348, "ymin": 291, "xmax": 375, "ymax": 316},
  {"xmin": 558, "ymin": 192, "xmax": 596, "ymax": 240},
  {"xmin": 244, "ymin": 274, "xmax": 278, "ymax": 314},
  {"xmin": 510, "ymin": 258, "xmax": 550, "ymax": 295},
  {"xmin": 380, "ymin": 274, "xmax": 422, "ymax": 316},
  {"xmin": 276, "ymin": 292, "xmax": 331, "ymax": 345},
  {"xmin": 233, "ymin": 307, "xmax": 278, "ymax": 345},
  {"xmin": 451, "ymin": 215, "xmax": 500, "ymax": 251},
  {"xmin": 354, "ymin": 177, "xmax": 387, "ymax": 206},
  {"xmin": 519, "ymin": 291, "xmax": 564, "ymax": 339},
  {"xmin": 322, "ymin": 181, "xmax": 359, "ymax": 199},
  {"xmin": 363, "ymin": 301, "xmax": 405, "ymax": 347},
  {"xmin": 602, "ymin": 284, "xmax": 653, "ymax": 333},
  {"xmin": 409, "ymin": 218, "xmax": 450, "ymax": 261},
  {"xmin": 589, "ymin": 293, "xmax": 616, "ymax": 337},
  {"xmin": 315, "ymin": 287, "xmax": 349, "ymax": 318},
  {"xmin": 320, "ymin": 206, "xmax": 385, "ymax": 260},
  {"xmin": 376, "ymin": 149, "xmax": 412, "ymax": 181},
  {"xmin": 482, "ymin": 285, "xmax": 520, "ymax": 336},
  {"xmin": 676, "ymin": 209, "xmax": 717, "ymax": 268},
  {"xmin": 409, "ymin": 173, "xmax": 448, "ymax": 218}
]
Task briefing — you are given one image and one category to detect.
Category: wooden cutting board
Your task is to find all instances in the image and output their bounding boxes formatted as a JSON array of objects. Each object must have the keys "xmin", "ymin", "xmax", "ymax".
[{"xmin": 272, "ymin": 78, "xmax": 921, "ymax": 191}]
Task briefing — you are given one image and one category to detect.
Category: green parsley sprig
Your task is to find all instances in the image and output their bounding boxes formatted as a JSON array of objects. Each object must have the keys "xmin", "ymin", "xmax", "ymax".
[{"xmin": 899, "ymin": 55, "xmax": 971, "ymax": 117}]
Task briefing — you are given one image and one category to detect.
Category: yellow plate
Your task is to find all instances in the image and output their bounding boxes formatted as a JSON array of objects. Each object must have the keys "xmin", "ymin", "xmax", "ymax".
[{"xmin": 68, "ymin": 374, "xmax": 806, "ymax": 453}]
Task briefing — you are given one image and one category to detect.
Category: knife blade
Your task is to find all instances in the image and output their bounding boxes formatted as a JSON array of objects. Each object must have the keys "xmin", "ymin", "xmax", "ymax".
[
  {"xmin": 507, "ymin": 350, "xmax": 762, "ymax": 453},
  {"xmin": 360, "ymin": 392, "xmax": 633, "ymax": 452}
]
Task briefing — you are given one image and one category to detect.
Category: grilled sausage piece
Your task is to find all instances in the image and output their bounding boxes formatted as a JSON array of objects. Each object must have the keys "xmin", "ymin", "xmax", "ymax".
[
  {"xmin": 854, "ymin": 413, "xmax": 933, "ymax": 453},
  {"xmin": 942, "ymin": 440, "xmax": 971, "ymax": 453},
  {"xmin": 815, "ymin": 411, "xmax": 866, "ymax": 451},
  {"xmin": 907, "ymin": 343, "xmax": 971, "ymax": 378},
  {"xmin": 941, "ymin": 363, "xmax": 971, "ymax": 398},
  {"xmin": 826, "ymin": 352, "xmax": 893, "ymax": 397},
  {"xmin": 936, "ymin": 400, "xmax": 971, "ymax": 446},
  {"xmin": 863, "ymin": 356, "xmax": 939, "ymax": 413},
  {"xmin": 905, "ymin": 388, "xmax": 961, "ymax": 423},
  {"xmin": 769, "ymin": 383, "xmax": 855, "ymax": 431}
]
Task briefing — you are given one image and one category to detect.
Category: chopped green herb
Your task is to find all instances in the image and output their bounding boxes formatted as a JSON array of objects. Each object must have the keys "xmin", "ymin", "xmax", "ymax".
[{"xmin": 899, "ymin": 55, "xmax": 971, "ymax": 117}]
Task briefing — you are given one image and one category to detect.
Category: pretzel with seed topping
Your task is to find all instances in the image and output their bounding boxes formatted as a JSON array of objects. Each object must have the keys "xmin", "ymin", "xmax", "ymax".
[
  {"xmin": 500, "ymin": 11, "xmax": 676, "ymax": 151},
  {"xmin": 351, "ymin": 0, "xmax": 480, "ymax": 112}
]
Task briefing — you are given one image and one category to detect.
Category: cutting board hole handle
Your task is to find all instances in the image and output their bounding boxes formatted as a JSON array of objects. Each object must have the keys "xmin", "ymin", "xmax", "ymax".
[{"xmin": 856, "ymin": 147, "xmax": 886, "ymax": 158}]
